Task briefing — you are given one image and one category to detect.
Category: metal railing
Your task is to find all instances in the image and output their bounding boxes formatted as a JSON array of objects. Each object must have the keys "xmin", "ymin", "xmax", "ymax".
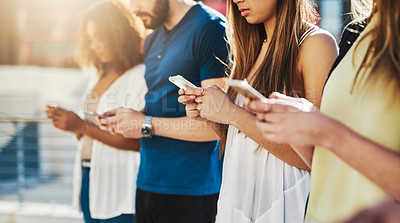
[{"xmin": 0, "ymin": 116, "xmax": 77, "ymax": 206}]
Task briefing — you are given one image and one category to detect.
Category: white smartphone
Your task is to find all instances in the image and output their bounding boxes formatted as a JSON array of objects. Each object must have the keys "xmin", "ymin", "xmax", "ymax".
[
  {"xmin": 226, "ymin": 79, "xmax": 268, "ymax": 100},
  {"xmin": 84, "ymin": 111, "xmax": 111, "ymax": 118},
  {"xmin": 227, "ymin": 80, "xmax": 314, "ymax": 112},
  {"xmin": 168, "ymin": 75, "xmax": 198, "ymax": 90}
]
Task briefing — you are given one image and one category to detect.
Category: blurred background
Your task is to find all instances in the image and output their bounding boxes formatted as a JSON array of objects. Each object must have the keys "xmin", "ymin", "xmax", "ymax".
[{"xmin": 0, "ymin": 0, "xmax": 350, "ymax": 222}]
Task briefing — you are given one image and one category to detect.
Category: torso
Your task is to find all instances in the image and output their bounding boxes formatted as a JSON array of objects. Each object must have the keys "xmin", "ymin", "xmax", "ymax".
[
  {"xmin": 306, "ymin": 15, "xmax": 400, "ymax": 222},
  {"xmin": 137, "ymin": 3, "xmax": 227, "ymax": 196},
  {"xmin": 80, "ymin": 69, "xmax": 122, "ymax": 160},
  {"xmin": 216, "ymin": 25, "xmax": 319, "ymax": 223}
]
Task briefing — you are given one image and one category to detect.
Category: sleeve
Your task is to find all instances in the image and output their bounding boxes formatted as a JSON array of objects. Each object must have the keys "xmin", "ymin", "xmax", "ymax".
[{"xmin": 195, "ymin": 19, "xmax": 229, "ymax": 81}]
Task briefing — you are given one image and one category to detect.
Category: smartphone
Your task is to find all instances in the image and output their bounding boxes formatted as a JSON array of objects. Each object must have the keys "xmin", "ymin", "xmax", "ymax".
[
  {"xmin": 226, "ymin": 79, "xmax": 268, "ymax": 100},
  {"xmin": 84, "ymin": 111, "xmax": 111, "ymax": 118},
  {"xmin": 168, "ymin": 75, "xmax": 198, "ymax": 90},
  {"xmin": 227, "ymin": 80, "xmax": 314, "ymax": 111}
]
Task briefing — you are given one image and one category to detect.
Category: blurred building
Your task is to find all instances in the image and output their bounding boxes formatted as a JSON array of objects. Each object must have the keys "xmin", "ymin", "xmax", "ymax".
[
  {"xmin": 0, "ymin": 0, "xmax": 352, "ymax": 68},
  {"xmin": 0, "ymin": 0, "xmax": 98, "ymax": 67}
]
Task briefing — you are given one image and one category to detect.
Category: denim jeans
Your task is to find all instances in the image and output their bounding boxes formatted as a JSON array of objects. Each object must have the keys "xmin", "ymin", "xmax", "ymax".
[{"xmin": 80, "ymin": 166, "xmax": 135, "ymax": 223}]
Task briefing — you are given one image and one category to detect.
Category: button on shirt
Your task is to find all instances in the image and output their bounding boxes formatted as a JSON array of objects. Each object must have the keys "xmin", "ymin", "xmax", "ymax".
[{"xmin": 138, "ymin": 4, "xmax": 228, "ymax": 196}]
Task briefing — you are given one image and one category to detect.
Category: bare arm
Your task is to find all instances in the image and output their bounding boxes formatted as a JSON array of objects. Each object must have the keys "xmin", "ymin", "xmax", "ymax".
[
  {"xmin": 79, "ymin": 122, "xmax": 140, "ymax": 151},
  {"xmin": 99, "ymin": 78, "xmax": 224, "ymax": 141},
  {"xmin": 230, "ymin": 105, "xmax": 311, "ymax": 170},
  {"xmin": 248, "ymin": 100, "xmax": 400, "ymax": 199},
  {"xmin": 149, "ymin": 78, "xmax": 224, "ymax": 141},
  {"xmin": 289, "ymin": 29, "xmax": 338, "ymax": 166},
  {"xmin": 45, "ymin": 106, "xmax": 140, "ymax": 151}
]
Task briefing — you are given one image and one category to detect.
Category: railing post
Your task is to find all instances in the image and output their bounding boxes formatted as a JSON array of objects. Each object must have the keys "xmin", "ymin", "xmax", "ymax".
[{"xmin": 14, "ymin": 121, "xmax": 25, "ymax": 205}]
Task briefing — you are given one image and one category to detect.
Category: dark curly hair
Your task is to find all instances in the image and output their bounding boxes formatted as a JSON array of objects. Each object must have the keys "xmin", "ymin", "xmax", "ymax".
[{"xmin": 78, "ymin": 0, "xmax": 145, "ymax": 75}]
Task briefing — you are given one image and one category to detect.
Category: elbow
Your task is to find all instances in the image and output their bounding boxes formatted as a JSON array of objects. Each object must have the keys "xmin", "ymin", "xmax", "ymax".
[{"xmin": 120, "ymin": 139, "xmax": 141, "ymax": 151}]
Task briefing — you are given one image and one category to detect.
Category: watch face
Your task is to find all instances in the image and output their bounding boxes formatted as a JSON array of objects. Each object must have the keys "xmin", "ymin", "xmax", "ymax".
[{"xmin": 141, "ymin": 126, "xmax": 153, "ymax": 138}]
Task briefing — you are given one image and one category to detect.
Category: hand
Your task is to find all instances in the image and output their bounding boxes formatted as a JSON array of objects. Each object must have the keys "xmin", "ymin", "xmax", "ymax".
[
  {"xmin": 178, "ymin": 88, "xmax": 208, "ymax": 121},
  {"xmin": 247, "ymin": 92, "xmax": 328, "ymax": 148},
  {"xmin": 98, "ymin": 107, "xmax": 145, "ymax": 139},
  {"xmin": 177, "ymin": 88, "xmax": 197, "ymax": 104},
  {"xmin": 45, "ymin": 105, "xmax": 84, "ymax": 134},
  {"xmin": 184, "ymin": 85, "xmax": 238, "ymax": 125}
]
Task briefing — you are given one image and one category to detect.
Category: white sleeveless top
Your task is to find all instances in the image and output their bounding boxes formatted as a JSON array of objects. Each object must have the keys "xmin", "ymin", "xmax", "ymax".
[
  {"xmin": 72, "ymin": 64, "xmax": 147, "ymax": 219},
  {"xmin": 216, "ymin": 27, "xmax": 317, "ymax": 223}
]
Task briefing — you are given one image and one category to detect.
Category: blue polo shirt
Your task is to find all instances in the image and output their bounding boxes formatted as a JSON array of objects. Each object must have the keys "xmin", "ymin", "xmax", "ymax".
[{"xmin": 138, "ymin": 4, "xmax": 228, "ymax": 196}]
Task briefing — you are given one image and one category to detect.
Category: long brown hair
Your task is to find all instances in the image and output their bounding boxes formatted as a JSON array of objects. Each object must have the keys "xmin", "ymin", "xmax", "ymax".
[
  {"xmin": 220, "ymin": 0, "xmax": 318, "ymax": 152},
  {"xmin": 352, "ymin": 0, "xmax": 400, "ymax": 99},
  {"xmin": 78, "ymin": 0, "xmax": 145, "ymax": 75}
]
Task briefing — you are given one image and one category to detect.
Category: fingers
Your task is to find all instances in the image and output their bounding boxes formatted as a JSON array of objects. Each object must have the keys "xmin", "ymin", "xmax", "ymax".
[
  {"xmin": 269, "ymin": 92, "xmax": 289, "ymax": 100},
  {"xmin": 269, "ymin": 92, "xmax": 304, "ymax": 104},
  {"xmin": 178, "ymin": 95, "xmax": 197, "ymax": 104},
  {"xmin": 194, "ymin": 96, "xmax": 203, "ymax": 104},
  {"xmin": 185, "ymin": 103, "xmax": 198, "ymax": 111},
  {"xmin": 44, "ymin": 106, "xmax": 63, "ymax": 119},
  {"xmin": 185, "ymin": 87, "xmax": 205, "ymax": 96},
  {"xmin": 98, "ymin": 115, "xmax": 126, "ymax": 135},
  {"xmin": 209, "ymin": 85, "xmax": 220, "ymax": 90},
  {"xmin": 178, "ymin": 88, "xmax": 185, "ymax": 95},
  {"xmin": 115, "ymin": 107, "xmax": 135, "ymax": 115},
  {"xmin": 102, "ymin": 109, "xmax": 117, "ymax": 117},
  {"xmin": 186, "ymin": 109, "xmax": 201, "ymax": 118},
  {"xmin": 248, "ymin": 99, "xmax": 273, "ymax": 113},
  {"xmin": 254, "ymin": 120, "xmax": 278, "ymax": 141}
]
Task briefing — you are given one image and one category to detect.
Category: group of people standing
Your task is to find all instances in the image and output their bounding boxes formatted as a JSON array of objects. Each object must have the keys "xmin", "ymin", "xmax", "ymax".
[{"xmin": 45, "ymin": 0, "xmax": 400, "ymax": 223}]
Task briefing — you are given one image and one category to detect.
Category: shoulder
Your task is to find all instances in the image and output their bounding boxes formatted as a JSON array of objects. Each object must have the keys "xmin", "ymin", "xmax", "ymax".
[
  {"xmin": 193, "ymin": 4, "xmax": 226, "ymax": 35},
  {"xmin": 300, "ymin": 27, "xmax": 338, "ymax": 54},
  {"xmin": 299, "ymin": 27, "xmax": 338, "ymax": 70}
]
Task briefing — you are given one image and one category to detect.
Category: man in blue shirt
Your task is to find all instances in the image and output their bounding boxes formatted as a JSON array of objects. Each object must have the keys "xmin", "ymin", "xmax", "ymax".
[{"xmin": 99, "ymin": 0, "xmax": 228, "ymax": 222}]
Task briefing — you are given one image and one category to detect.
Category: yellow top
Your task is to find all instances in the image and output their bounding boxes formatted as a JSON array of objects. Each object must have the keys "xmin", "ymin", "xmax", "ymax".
[{"xmin": 306, "ymin": 15, "xmax": 400, "ymax": 223}]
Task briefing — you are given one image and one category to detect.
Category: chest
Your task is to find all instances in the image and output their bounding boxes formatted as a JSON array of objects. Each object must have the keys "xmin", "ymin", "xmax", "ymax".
[{"xmin": 144, "ymin": 30, "xmax": 202, "ymax": 89}]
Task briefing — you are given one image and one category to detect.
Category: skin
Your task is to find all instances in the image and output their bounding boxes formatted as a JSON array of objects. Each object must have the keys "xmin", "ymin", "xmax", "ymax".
[
  {"xmin": 45, "ymin": 22, "xmax": 141, "ymax": 153},
  {"xmin": 177, "ymin": 0, "xmax": 338, "ymax": 170},
  {"xmin": 343, "ymin": 200, "xmax": 400, "ymax": 223},
  {"xmin": 99, "ymin": 0, "xmax": 225, "ymax": 141},
  {"xmin": 130, "ymin": 0, "xmax": 197, "ymax": 30},
  {"xmin": 247, "ymin": 93, "xmax": 400, "ymax": 200}
]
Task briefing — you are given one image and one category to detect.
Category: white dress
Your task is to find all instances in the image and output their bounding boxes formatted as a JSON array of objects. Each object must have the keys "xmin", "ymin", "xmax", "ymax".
[
  {"xmin": 216, "ymin": 26, "xmax": 318, "ymax": 223},
  {"xmin": 216, "ymin": 94, "xmax": 310, "ymax": 223},
  {"xmin": 72, "ymin": 64, "xmax": 147, "ymax": 219}
]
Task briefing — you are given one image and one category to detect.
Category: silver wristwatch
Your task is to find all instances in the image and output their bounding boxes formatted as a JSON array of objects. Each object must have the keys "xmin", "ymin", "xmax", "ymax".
[{"xmin": 141, "ymin": 116, "xmax": 153, "ymax": 138}]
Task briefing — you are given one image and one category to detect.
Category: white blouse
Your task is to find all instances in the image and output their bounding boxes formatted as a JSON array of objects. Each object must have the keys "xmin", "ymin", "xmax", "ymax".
[
  {"xmin": 216, "ymin": 94, "xmax": 310, "ymax": 223},
  {"xmin": 72, "ymin": 64, "xmax": 147, "ymax": 219}
]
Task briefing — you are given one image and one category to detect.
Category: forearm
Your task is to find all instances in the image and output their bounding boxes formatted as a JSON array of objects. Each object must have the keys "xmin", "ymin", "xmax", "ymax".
[
  {"xmin": 207, "ymin": 121, "xmax": 225, "ymax": 139},
  {"xmin": 322, "ymin": 119, "xmax": 400, "ymax": 200},
  {"xmin": 152, "ymin": 116, "xmax": 219, "ymax": 142},
  {"xmin": 231, "ymin": 107, "xmax": 310, "ymax": 171},
  {"xmin": 80, "ymin": 122, "xmax": 140, "ymax": 151},
  {"xmin": 290, "ymin": 145, "xmax": 315, "ymax": 170}
]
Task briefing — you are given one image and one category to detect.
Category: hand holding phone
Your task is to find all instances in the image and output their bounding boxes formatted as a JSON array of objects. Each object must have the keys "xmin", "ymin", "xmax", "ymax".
[
  {"xmin": 169, "ymin": 75, "xmax": 197, "ymax": 90},
  {"xmin": 226, "ymin": 79, "xmax": 268, "ymax": 100},
  {"xmin": 227, "ymin": 80, "xmax": 314, "ymax": 112}
]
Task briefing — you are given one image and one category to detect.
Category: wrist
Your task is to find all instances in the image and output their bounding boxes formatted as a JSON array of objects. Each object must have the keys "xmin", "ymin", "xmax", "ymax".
[
  {"xmin": 319, "ymin": 116, "xmax": 346, "ymax": 152},
  {"xmin": 141, "ymin": 115, "xmax": 153, "ymax": 138},
  {"xmin": 229, "ymin": 105, "xmax": 247, "ymax": 127},
  {"xmin": 75, "ymin": 118, "xmax": 85, "ymax": 134}
]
